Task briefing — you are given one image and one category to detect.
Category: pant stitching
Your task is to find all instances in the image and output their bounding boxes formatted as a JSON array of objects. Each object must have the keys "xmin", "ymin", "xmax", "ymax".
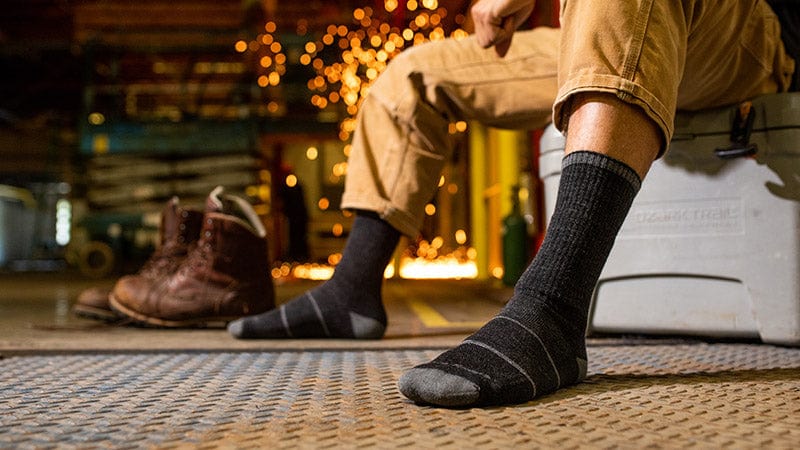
[{"xmin": 620, "ymin": 0, "xmax": 656, "ymax": 99}]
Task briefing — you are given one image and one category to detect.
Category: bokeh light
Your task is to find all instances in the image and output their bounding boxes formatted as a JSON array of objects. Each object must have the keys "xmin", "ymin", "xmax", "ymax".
[{"xmin": 301, "ymin": 2, "xmax": 467, "ymax": 141}]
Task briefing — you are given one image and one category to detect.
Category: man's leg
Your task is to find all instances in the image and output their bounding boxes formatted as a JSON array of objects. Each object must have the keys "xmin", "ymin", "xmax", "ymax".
[
  {"xmin": 229, "ymin": 28, "xmax": 561, "ymax": 339},
  {"xmin": 399, "ymin": 0, "xmax": 681, "ymax": 406},
  {"xmin": 564, "ymin": 94, "xmax": 660, "ymax": 179},
  {"xmin": 398, "ymin": 94, "xmax": 658, "ymax": 406},
  {"xmin": 341, "ymin": 28, "xmax": 560, "ymax": 239}
]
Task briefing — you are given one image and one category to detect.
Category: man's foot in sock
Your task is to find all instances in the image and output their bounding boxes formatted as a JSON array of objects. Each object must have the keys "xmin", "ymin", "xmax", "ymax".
[
  {"xmin": 398, "ymin": 298, "xmax": 588, "ymax": 407},
  {"xmin": 398, "ymin": 151, "xmax": 642, "ymax": 407},
  {"xmin": 227, "ymin": 280, "xmax": 387, "ymax": 339},
  {"xmin": 228, "ymin": 212, "xmax": 401, "ymax": 340}
]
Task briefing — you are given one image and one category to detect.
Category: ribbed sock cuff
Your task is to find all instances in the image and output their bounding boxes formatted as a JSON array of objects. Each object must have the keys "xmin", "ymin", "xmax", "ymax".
[{"xmin": 562, "ymin": 151, "xmax": 641, "ymax": 192}]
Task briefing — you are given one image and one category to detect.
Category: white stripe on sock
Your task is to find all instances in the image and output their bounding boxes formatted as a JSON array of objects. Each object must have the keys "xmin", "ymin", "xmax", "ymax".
[
  {"xmin": 280, "ymin": 305, "xmax": 293, "ymax": 338},
  {"xmin": 305, "ymin": 292, "xmax": 331, "ymax": 337},
  {"xmin": 496, "ymin": 315, "xmax": 562, "ymax": 388},
  {"xmin": 463, "ymin": 339, "xmax": 537, "ymax": 397}
]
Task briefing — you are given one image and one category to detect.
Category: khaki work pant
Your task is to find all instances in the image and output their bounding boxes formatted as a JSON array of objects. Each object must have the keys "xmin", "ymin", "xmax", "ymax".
[{"xmin": 342, "ymin": 1, "xmax": 794, "ymax": 238}]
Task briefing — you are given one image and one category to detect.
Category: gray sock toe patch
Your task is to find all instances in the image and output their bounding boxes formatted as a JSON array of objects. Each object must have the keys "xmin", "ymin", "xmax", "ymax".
[
  {"xmin": 398, "ymin": 368, "xmax": 480, "ymax": 407},
  {"xmin": 227, "ymin": 319, "xmax": 244, "ymax": 337}
]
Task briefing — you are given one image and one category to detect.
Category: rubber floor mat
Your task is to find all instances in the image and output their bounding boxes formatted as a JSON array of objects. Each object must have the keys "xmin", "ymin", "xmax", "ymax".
[{"xmin": 1, "ymin": 342, "xmax": 799, "ymax": 449}]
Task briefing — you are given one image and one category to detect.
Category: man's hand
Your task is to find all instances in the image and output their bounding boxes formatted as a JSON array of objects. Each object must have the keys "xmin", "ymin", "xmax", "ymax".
[{"xmin": 471, "ymin": 0, "xmax": 536, "ymax": 57}]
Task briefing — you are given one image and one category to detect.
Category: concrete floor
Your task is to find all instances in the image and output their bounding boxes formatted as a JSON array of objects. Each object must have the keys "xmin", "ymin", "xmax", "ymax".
[
  {"xmin": 0, "ymin": 272, "xmax": 510, "ymax": 353},
  {"xmin": 1, "ymin": 271, "xmax": 799, "ymax": 449}
]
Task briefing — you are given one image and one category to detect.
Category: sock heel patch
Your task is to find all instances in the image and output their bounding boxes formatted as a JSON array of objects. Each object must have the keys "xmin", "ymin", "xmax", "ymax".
[
  {"xmin": 576, "ymin": 358, "xmax": 588, "ymax": 382},
  {"xmin": 350, "ymin": 311, "xmax": 385, "ymax": 339}
]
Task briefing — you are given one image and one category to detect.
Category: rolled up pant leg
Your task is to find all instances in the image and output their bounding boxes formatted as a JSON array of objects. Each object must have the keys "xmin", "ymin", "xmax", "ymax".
[
  {"xmin": 342, "ymin": 27, "xmax": 561, "ymax": 238},
  {"xmin": 554, "ymin": 0, "xmax": 794, "ymax": 150}
]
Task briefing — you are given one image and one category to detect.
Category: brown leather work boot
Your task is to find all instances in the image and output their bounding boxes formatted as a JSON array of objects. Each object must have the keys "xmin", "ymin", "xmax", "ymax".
[
  {"xmin": 109, "ymin": 187, "xmax": 275, "ymax": 327},
  {"xmin": 72, "ymin": 198, "xmax": 204, "ymax": 321}
]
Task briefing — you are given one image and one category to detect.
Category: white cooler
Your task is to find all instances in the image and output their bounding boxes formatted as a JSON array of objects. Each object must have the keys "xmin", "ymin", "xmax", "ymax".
[{"xmin": 539, "ymin": 93, "xmax": 800, "ymax": 346}]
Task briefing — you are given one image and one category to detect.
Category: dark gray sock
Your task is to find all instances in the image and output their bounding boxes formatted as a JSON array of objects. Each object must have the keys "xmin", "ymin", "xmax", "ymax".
[
  {"xmin": 228, "ymin": 212, "xmax": 400, "ymax": 339},
  {"xmin": 399, "ymin": 151, "xmax": 641, "ymax": 407}
]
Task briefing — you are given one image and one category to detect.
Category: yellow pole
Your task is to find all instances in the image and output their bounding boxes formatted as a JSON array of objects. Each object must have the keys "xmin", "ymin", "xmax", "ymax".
[
  {"xmin": 486, "ymin": 129, "xmax": 501, "ymax": 278},
  {"xmin": 468, "ymin": 122, "xmax": 489, "ymax": 279},
  {"xmin": 496, "ymin": 129, "xmax": 524, "ymax": 219}
]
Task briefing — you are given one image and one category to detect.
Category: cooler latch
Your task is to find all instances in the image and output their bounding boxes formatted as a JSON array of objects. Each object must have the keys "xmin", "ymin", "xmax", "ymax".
[{"xmin": 714, "ymin": 101, "xmax": 758, "ymax": 159}]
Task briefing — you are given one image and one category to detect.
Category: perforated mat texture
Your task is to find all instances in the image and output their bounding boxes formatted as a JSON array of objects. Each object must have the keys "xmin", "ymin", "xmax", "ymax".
[{"xmin": 1, "ymin": 342, "xmax": 799, "ymax": 449}]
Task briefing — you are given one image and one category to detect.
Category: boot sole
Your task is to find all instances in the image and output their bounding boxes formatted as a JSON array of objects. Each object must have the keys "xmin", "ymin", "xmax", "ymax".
[
  {"xmin": 108, "ymin": 295, "xmax": 239, "ymax": 328},
  {"xmin": 72, "ymin": 304, "xmax": 122, "ymax": 322}
]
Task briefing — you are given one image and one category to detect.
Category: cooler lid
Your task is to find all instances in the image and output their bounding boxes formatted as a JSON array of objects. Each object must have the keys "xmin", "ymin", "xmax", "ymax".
[{"xmin": 673, "ymin": 93, "xmax": 800, "ymax": 139}]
